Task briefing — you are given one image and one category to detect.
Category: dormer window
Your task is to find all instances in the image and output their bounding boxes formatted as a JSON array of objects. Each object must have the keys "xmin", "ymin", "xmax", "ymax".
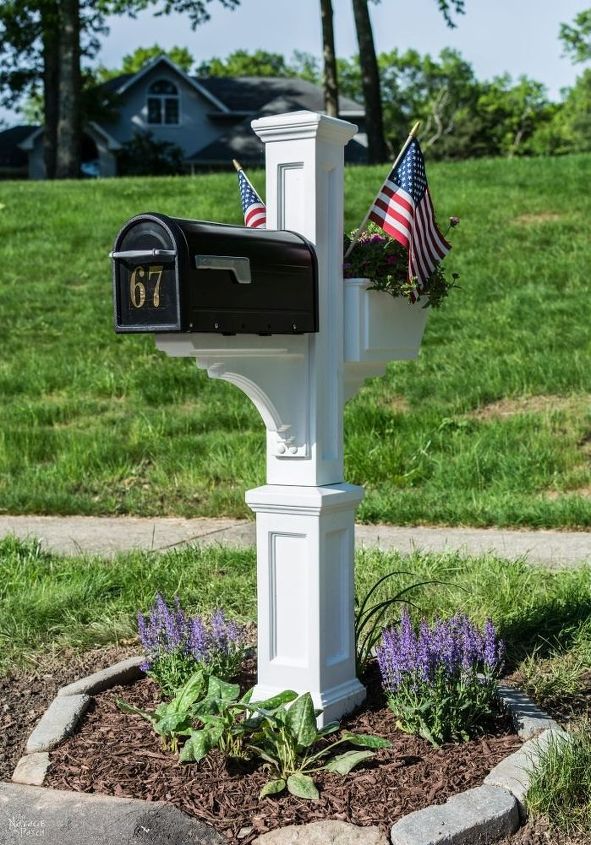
[{"xmin": 147, "ymin": 79, "xmax": 179, "ymax": 125}]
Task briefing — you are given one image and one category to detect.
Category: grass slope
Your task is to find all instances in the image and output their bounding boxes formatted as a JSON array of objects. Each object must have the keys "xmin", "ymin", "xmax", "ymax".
[{"xmin": 0, "ymin": 155, "xmax": 590, "ymax": 526}]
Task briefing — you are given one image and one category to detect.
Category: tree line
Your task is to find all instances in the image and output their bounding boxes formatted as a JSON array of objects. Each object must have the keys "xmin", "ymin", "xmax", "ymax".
[{"xmin": 1, "ymin": 2, "xmax": 589, "ymax": 177}]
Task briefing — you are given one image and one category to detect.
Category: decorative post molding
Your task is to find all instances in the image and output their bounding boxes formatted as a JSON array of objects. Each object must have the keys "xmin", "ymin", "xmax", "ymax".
[
  {"xmin": 156, "ymin": 111, "xmax": 366, "ymax": 722},
  {"xmin": 246, "ymin": 112, "xmax": 365, "ymax": 720}
]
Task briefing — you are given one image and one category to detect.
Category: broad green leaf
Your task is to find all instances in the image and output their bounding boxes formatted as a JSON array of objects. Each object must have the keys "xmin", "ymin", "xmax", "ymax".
[
  {"xmin": 179, "ymin": 729, "xmax": 214, "ymax": 763},
  {"xmin": 250, "ymin": 690, "xmax": 298, "ymax": 712},
  {"xmin": 324, "ymin": 749, "xmax": 374, "ymax": 775},
  {"xmin": 286, "ymin": 773, "xmax": 319, "ymax": 800},
  {"xmin": 240, "ymin": 688, "xmax": 254, "ymax": 705},
  {"xmin": 317, "ymin": 721, "xmax": 340, "ymax": 737},
  {"xmin": 175, "ymin": 670, "xmax": 206, "ymax": 711},
  {"xmin": 286, "ymin": 693, "xmax": 318, "ymax": 748},
  {"xmin": 207, "ymin": 676, "xmax": 240, "ymax": 702},
  {"xmin": 157, "ymin": 710, "xmax": 191, "ymax": 737},
  {"xmin": 259, "ymin": 778, "xmax": 286, "ymax": 798},
  {"xmin": 341, "ymin": 731, "xmax": 392, "ymax": 749}
]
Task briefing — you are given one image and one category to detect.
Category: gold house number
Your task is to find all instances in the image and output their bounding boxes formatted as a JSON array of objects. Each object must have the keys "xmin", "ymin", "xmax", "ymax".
[{"xmin": 129, "ymin": 265, "xmax": 164, "ymax": 308}]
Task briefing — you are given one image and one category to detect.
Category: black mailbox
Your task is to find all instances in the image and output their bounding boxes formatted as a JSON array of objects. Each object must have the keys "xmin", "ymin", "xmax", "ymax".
[{"xmin": 112, "ymin": 213, "xmax": 318, "ymax": 335}]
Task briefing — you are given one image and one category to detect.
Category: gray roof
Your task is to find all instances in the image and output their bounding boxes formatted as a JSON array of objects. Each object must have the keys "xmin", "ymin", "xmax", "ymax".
[
  {"xmin": 98, "ymin": 68, "xmax": 364, "ymax": 117},
  {"xmin": 195, "ymin": 76, "xmax": 363, "ymax": 116}
]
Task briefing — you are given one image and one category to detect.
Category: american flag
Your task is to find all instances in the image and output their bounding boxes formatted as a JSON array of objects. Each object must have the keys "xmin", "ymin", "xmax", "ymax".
[
  {"xmin": 369, "ymin": 138, "xmax": 450, "ymax": 287},
  {"xmin": 237, "ymin": 168, "xmax": 266, "ymax": 229}
]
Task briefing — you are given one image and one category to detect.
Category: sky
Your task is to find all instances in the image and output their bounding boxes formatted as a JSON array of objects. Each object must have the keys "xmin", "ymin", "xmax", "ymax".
[{"xmin": 1, "ymin": 0, "xmax": 588, "ymax": 127}]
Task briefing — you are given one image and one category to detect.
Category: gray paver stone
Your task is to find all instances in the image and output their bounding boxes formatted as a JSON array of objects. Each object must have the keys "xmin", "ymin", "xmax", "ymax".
[
  {"xmin": 497, "ymin": 684, "xmax": 561, "ymax": 738},
  {"xmin": 484, "ymin": 728, "xmax": 569, "ymax": 818},
  {"xmin": 390, "ymin": 785, "xmax": 519, "ymax": 845},
  {"xmin": 11, "ymin": 753, "xmax": 50, "ymax": 786},
  {"xmin": 254, "ymin": 820, "xmax": 387, "ymax": 844},
  {"xmin": 25, "ymin": 694, "xmax": 90, "ymax": 753},
  {"xmin": 0, "ymin": 784, "xmax": 225, "ymax": 845},
  {"xmin": 57, "ymin": 655, "xmax": 144, "ymax": 697}
]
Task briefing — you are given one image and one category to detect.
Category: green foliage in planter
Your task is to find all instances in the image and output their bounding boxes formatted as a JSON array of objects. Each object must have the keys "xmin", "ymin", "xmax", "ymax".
[{"xmin": 343, "ymin": 222, "xmax": 458, "ymax": 308}]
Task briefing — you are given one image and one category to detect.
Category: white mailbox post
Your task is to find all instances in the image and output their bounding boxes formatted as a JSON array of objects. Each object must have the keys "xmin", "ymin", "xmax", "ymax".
[{"xmin": 157, "ymin": 111, "xmax": 378, "ymax": 723}]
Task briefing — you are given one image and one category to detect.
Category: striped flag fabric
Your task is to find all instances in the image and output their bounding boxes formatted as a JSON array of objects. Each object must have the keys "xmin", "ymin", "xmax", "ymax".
[
  {"xmin": 369, "ymin": 138, "xmax": 450, "ymax": 287},
  {"xmin": 237, "ymin": 168, "xmax": 266, "ymax": 229}
]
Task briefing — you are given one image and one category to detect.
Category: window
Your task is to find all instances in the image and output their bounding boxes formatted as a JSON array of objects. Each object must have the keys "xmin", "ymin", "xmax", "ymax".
[{"xmin": 147, "ymin": 79, "xmax": 179, "ymax": 125}]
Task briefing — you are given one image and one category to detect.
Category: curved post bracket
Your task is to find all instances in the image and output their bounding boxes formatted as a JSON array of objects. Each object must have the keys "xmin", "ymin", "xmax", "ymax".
[{"xmin": 156, "ymin": 334, "xmax": 311, "ymax": 459}]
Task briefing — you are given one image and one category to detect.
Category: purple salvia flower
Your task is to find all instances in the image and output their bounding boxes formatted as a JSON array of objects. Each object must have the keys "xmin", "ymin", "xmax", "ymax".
[
  {"xmin": 417, "ymin": 620, "xmax": 434, "ymax": 683},
  {"xmin": 188, "ymin": 616, "xmax": 208, "ymax": 662},
  {"xmin": 483, "ymin": 619, "xmax": 503, "ymax": 671},
  {"xmin": 460, "ymin": 615, "xmax": 482, "ymax": 671}
]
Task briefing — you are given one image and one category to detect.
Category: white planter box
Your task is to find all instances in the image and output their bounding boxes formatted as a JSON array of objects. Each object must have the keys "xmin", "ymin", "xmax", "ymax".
[{"xmin": 344, "ymin": 278, "xmax": 429, "ymax": 363}]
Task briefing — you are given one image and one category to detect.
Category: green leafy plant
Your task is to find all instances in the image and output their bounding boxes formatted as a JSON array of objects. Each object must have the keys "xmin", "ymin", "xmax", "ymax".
[
  {"xmin": 117, "ymin": 668, "xmax": 206, "ymax": 752},
  {"xmin": 246, "ymin": 691, "xmax": 391, "ymax": 799},
  {"xmin": 355, "ymin": 569, "xmax": 444, "ymax": 676},
  {"xmin": 178, "ymin": 681, "xmax": 391, "ymax": 800},
  {"xmin": 343, "ymin": 221, "xmax": 459, "ymax": 308},
  {"xmin": 179, "ymin": 675, "xmax": 265, "ymax": 763},
  {"xmin": 138, "ymin": 594, "xmax": 247, "ymax": 697}
]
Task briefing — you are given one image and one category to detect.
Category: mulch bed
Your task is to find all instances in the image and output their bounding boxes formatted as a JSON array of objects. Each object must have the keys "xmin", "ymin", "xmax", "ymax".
[
  {"xmin": 47, "ymin": 662, "xmax": 522, "ymax": 843},
  {"xmin": 0, "ymin": 645, "xmax": 139, "ymax": 783}
]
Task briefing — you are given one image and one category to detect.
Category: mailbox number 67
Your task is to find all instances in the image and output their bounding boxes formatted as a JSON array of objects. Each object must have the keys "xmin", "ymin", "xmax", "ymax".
[{"xmin": 129, "ymin": 265, "xmax": 164, "ymax": 308}]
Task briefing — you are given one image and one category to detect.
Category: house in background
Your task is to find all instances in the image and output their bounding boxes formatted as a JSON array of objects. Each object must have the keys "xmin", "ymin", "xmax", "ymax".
[{"xmin": 0, "ymin": 55, "xmax": 367, "ymax": 180}]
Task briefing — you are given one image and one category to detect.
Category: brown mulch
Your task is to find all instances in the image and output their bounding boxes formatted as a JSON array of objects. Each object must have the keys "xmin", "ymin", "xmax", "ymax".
[
  {"xmin": 47, "ymin": 663, "xmax": 522, "ymax": 844},
  {"xmin": 0, "ymin": 644, "xmax": 139, "ymax": 783}
]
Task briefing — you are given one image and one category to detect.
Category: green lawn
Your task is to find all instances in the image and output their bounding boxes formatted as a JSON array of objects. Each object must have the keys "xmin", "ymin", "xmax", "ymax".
[{"xmin": 1, "ymin": 155, "xmax": 590, "ymax": 526}]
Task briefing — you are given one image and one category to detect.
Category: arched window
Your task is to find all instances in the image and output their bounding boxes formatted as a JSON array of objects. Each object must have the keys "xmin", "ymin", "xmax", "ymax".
[{"xmin": 147, "ymin": 79, "xmax": 179, "ymax": 125}]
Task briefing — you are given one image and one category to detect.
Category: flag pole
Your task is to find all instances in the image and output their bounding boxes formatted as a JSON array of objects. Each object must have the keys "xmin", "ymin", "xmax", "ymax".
[
  {"xmin": 344, "ymin": 121, "xmax": 421, "ymax": 259},
  {"xmin": 233, "ymin": 158, "xmax": 262, "ymax": 198}
]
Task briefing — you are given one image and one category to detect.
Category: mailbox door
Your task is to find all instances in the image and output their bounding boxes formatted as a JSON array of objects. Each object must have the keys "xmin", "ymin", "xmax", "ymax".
[
  {"xmin": 179, "ymin": 222, "xmax": 318, "ymax": 334},
  {"xmin": 112, "ymin": 214, "xmax": 186, "ymax": 333}
]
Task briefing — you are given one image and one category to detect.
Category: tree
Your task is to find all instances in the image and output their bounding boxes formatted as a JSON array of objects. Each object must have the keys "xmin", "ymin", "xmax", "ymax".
[
  {"xmin": 195, "ymin": 49, "xmax": 291, "ymax": 77},
  {"xmin": 56, "ymin": 0, "xmax": 82, "ymax": 178},
  {"xmin": 194, "ymin": 49, "xmax": 321, "ymax": 81},
  {"xmin": 0, "ymin": 0, "xmax": 239, "ymax": 179},
  {"xmin": 350, "ymin": 0, "xmax": 466, "ymax": 163},
  {"xmin": 320, "ymin": 0, "xmax": 338, "ymax": 116},
  {"xmin": 0, "ymin": 0, "xmax": 108, "ymax": 178},
  {"xmin": 351, "ymin": 0, "xmax": 388, "ymax": 162},
  {"xmin": 560, "ymin": 9, "xmax": 591, "ymax": 64},
  {"xmin": 117, "ymin": 130, "xmax": 184, "ymax": 175}
]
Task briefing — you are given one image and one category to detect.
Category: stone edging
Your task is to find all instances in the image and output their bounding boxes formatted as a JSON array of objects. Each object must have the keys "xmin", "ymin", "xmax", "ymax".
[
  {"xmin": 11, "ymin": 660, "xmax": 568, "ymax": 845},
  {"xmin": 12, "ymin": 656, "xmax": 144, "ymax": 786}
]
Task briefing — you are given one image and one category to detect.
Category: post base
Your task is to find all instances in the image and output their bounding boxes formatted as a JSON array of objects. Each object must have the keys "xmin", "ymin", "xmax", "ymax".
[{"xmin": 246, "ymin": 482, "xmax": 365, "ymax": 727}]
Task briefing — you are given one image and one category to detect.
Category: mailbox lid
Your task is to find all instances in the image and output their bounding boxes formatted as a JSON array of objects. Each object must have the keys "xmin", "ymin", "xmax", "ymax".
[
  {"xmin": 112, "ymin": 213, "xmax": 186, "ymax": 333},
  {"xmin": 177, "ymin": 220, "xmax": 318, "ymax": 334}
]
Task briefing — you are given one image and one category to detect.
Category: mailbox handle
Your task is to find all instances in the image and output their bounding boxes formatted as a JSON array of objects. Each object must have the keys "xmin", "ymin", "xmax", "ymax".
[
  {"xmin": 195, "ymin": 255, "xmax": 252, "ymax": 285},
  {"xmin": 110, "ymin": 249, "xmax": 177, "ymax": 261}
]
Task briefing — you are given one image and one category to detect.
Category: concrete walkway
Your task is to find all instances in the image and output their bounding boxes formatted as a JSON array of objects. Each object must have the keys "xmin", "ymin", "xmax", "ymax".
[{"xmin": 1, "ymin": 514, "xmax": 590, "ymax": 569}]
